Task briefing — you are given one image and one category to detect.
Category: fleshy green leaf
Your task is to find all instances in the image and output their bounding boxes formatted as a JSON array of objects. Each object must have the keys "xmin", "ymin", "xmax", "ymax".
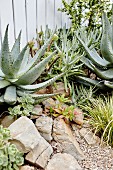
[
  {"xmin": 15, "ymin": 51, "xmax": 56, "ymax": 85},
  {"xmin": 1, "ymin": 25, "xmax": 13, "ymax": 77},
  {"xmin": 11, "ymin": 31, "xmax": 21, "ymax": 62},
  {"xmin": 17, "ymin": 72, "xmax": 65, "ymax": 91},
  {"xmin": 4, "ymin": 86, "xmax": 17, "ymax": 105}
]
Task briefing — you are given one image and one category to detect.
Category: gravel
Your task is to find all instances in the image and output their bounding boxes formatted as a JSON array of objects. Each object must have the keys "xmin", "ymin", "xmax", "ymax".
[{"xmin": 75, "ymin": 129, "xmax": 113, "ymax": 170}]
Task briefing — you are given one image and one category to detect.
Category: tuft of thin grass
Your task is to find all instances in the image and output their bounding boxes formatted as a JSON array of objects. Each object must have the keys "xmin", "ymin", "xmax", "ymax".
[{"xmin": 82, "ymin": 95, "xmax": 113, "ymax": 146}]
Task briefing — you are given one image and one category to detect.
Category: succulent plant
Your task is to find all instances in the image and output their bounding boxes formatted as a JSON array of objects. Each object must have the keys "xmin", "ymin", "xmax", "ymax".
[
  {"xmin": 75, "ymin": 7, "xmax": 113, "ymax": 90},
  {"xmin": 0, "ymin": 25, "xmax": 65, "ymax": 105},
  {"xmin": 8, "ymin": 94, "xmax": 36, "ymax": 118},
  {"xmin": 0, "ymin": 126, "xmax": 24, "ymax": 170}
]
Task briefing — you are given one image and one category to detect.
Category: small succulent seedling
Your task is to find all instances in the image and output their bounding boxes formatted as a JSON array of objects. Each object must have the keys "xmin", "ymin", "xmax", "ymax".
[{"xmin": 8, "ymin": 94, "xmax": 36, "ymax": 118}]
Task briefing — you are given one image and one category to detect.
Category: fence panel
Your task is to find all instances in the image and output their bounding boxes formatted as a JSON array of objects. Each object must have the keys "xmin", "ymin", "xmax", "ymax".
[
  {"xmin": 0, "ymin": 0, "xmax": 71, "ymax": 48},
  {"xmin": 0, "ymin": 0, "xmax": 15, "ymax": 49}
]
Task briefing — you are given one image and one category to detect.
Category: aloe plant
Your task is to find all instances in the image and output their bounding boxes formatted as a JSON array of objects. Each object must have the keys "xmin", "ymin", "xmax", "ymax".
[
  {"xmin": 0, "ymin": 25, "xmax": 65, "ymax": 105},
  {"xmin": 76, "ymin": 7, "xmax": 113, "ymax": 90}
]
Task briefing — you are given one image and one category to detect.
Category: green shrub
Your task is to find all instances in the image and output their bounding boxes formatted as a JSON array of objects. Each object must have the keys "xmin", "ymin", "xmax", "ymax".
[{"xmin": 58, "ymin": 0, "xmax": 111, "ymax": 30}]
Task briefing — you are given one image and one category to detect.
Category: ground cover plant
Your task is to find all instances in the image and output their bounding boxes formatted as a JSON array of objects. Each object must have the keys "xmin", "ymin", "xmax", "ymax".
[
  {"xmin": 8, "ymin": 94, "xmax": 36, "ymax": 119},
  {"xmin": 0, "ymin": 125, "xmax": 24, "ymax": 170}
]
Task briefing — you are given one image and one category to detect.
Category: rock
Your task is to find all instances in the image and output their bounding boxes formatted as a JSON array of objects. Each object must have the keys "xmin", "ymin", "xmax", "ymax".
[
  {"xmin": 79, "ymin": 128, "xmax": 100, "ymax": 145},
  {"xmin": 31, "ymin": 104, "xmax": 43, "ymax": 119},
  {"xmin": 53, "ymin": 82, "xmax": 70, "ymax": 97},
  {"xmin": 42, "ymin": 98, "xmax": 56, "ymax": 109},
  {"xmin": 20, "ymin": 165, "xmax": 34, "ymax": 170},
  {"xmin": 8, "ymin": 116, "xmax": 42, "ymax": 153},
  {"xmin": 73, "ymin": 108, "xmax": 84, "ymax": 125},
  {"xmin": 52, "ymin": 118, "xmax": 85, "ymax": 160},
  {"xmin": 45, "ymin": 153, "xmax": 82, "ymax": 170},
  {"xmin": 35, "ymin": 115, "xmax": 53, "ymax": 142},
  {"xmin": 25, "ymin": 137, "xmax": 53, "ymax": 169},
  {"xmin": 1, "ymin": 115, "xmax": 15, "ymax": 127}
]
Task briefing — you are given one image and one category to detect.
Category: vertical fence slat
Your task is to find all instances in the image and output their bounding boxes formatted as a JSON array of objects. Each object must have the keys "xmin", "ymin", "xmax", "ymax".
[
  {"xmin": 36, "ymin": 0, "xmax": 38, "ymax": 33},
  {"xmin": 55, "ymin": 0, "xmax": 63, "ymax": 29},
  {"xmin": 38, "ymin": 0, "xmax": 46, "ymax": 31},
  {"xmin": 26, "ymin": 0, "xmax": 36, "ymax": 41},
  {"xmin": 0, "ymin": 16, "xmax": 2, "ymax": 50},
  {"xmin": 12, "ymin": 0, "xmax": 16, "ymax": 40},
  {"xmin": 25, "ymin": 0, "xmax": 28, "ymax": 42},
  {"xmin": 0, "ymin": 0, "xmax": 15, "ymax": 49},
  {"xmin": 46, "ymin": 0, "xmax": 54, "ymax": 29},
  {"xmin": 13, "ymin": 0, "xmax": 27, "ymax": 47}
]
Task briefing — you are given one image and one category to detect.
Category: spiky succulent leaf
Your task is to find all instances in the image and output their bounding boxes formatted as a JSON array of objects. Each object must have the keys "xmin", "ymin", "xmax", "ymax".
[
  {"xmin": 15, "ymin": 51, "xmax": 56, "ymax": 85},
  {"xmin": 80, "ymin": 55, "xmax": 94, "ymax": 71},
  {"xmin": 0, "ymin": 80, "xmax": 10, "ymax": 89},
  {"xmin": 76, "ymin": 76, "xmax": 106, "ymax": 89},
  {"xmin": 4, "ymin": 86, "xmax": 17, "ymax": 105},
  {"xmin": 91, "ymin": 64, "xmax": 113, "ymax": 80},
  {"xmin": 101, "ymin": 28, "xmax": 113, "ymax": 63},
  {"xmin": 0, "ymin": 95, "xmax": 4, "ymax": 104},
  {"xmin": 18, "ymin": 72, "xmax": 65, "ymax": 91},
  {"xmin": 11, "ymin": 45, "xmax": 28, "ymax": 75},
  {"xmin": 1, "ymin": 25, "xmax": 13, "ymax": 77},
  {"xmin": 18, "ymin": 31, "xmax": 55, "ymax": 76},
  {"xmin": 100, "ymin": 12, "xmax": 113, "ymax": 63},
  {"xmin": 76, "ymin": 35, "xmax": 111, "ymax": 67},
  {"xmin": 17, "ymin": 90, "xmax": 58, "ymax": 99},
  {"xmin": 18, "ymin": 48, "xmax": 30, "ymax": 72},
  {"xmin": 11, "ymin": 31, "xmax": 21, "ymax": 62},
  {"xmin": 104, "ymin": 80, "xmax": 113, "ymax": 88}
]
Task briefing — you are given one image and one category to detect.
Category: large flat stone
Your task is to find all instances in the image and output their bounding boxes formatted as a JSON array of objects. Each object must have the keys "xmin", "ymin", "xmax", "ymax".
[
  {"xmin": 9, "ymin": 116, "xmax": 41, "ymax": 153},
  {"xmin": 46, "ymin": 153, "xmax": 82, "ymax": 170}
]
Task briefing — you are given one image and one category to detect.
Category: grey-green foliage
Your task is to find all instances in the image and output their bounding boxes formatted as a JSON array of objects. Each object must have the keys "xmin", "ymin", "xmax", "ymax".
[
  {"xmin": 0, "ymin": 126, "xmax": 24, "ymax": 170},
  {"xmin": 76, "ymin": 6, "xmax": 113, "ymax": 90},
  {"xmin": 0, "ymin": 25, "xmax": 64, "ymax": 105},
  {"xmin": 54, "ymin": 27, "xmax": 85, "ymax": 91},
  {"xmin": 71, "ymin": 84, "xmax": 96, "ymax": 108},
  {"xmin": 8, "ymin": 94, "xmax": 36, "ymax": 118}
]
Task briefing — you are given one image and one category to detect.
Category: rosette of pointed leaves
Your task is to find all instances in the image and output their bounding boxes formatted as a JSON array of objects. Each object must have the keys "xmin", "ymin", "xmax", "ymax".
[
  {"xmin": 75, "ymin": 7, "xmax": 113, "ymax": 90},
  {"xmin": 0, "ymin": 26, "xmax": 64, "ymax": 105}
]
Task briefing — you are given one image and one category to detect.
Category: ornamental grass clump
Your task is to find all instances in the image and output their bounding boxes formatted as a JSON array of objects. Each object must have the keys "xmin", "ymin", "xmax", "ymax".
[
  {"xmin": 0, "ymin": 126, "xmax": 24, "ymax": 170},
  {"xmin": 82, "ymin": 95, "xmax": 113, "ymax": 146}
]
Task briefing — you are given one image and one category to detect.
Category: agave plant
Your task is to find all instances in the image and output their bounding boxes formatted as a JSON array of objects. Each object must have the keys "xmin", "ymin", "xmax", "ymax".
[
  {"xmin": 75, "ymin": 7, "xmax": 113, "ymax": 90},
  {"xmin": 0, "ymin": 25, "xmax": 65, "ymax": 105}
]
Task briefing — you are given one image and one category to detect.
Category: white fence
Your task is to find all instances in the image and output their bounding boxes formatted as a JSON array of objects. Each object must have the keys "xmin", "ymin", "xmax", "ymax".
[{"xmin": 0, "ymin": 0, "xmax": 71, "ymax": 49}]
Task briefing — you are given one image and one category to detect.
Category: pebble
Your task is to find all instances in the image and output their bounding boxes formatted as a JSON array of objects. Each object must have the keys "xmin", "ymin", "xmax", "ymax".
[{"xmin": 77, "ymin": 131, "xmax": 113, "ymax": 170}]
